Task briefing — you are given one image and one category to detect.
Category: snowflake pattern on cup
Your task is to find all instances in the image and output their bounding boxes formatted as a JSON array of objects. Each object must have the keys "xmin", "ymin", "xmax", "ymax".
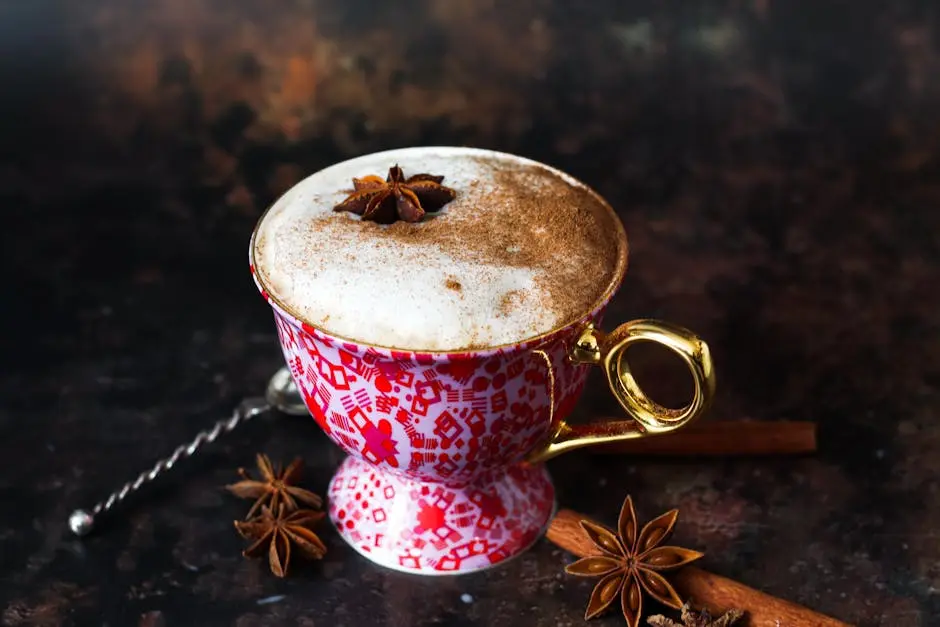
[
  {"xmin": 329, "ymin": 456, "xmax": 555, "ymax": 572},
  {"xmin": 251, "ymin": 262, "xmax": 611, "ymax": 574}
]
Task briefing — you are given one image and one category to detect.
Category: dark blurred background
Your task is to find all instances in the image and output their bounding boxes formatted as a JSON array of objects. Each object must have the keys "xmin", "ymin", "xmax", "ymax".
[{"xmin": 2, "ymin": 1, "xmax": 939, "ymax": 625}]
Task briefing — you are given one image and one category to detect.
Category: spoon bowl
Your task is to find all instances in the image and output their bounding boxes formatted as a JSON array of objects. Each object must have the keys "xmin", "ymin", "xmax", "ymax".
[{"xmin": 266, "ymin": 367, "xmax": 308, "ymax": 416}]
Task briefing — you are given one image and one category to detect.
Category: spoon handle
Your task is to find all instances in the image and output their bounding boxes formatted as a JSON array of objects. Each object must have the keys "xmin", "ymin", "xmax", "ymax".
[{"xmin": 68, "ymin": 397, "xmax": 272, "ymax": 537}]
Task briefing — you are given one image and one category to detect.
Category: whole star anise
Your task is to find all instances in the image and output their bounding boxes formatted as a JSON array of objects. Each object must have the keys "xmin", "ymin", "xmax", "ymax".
[
  {"xmin": 565, "ymin": 496, "xmax": 703, "ymax": 627},
  {"xmin": 333, "ymin": 164, "xmax": 457, "ymax": 224},
  {"xmin": 647, "ymin": 602, "xmax": 745, "ymax": 627},
  {"xmin": 234, "ymin": 504, "xmax": 327, "ymax": 577},
  {"xmin": 226, "ymin": 453, "xmax": 322, "ymax": 519}
]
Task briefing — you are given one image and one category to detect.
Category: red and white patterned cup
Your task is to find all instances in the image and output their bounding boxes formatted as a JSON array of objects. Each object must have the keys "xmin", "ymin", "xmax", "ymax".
[{"xmin": 249, "ymin": 148, "xmax": 715, "ymax": 575}]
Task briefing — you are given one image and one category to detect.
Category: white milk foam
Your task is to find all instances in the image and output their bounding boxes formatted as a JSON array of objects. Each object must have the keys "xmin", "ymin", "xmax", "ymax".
[{"xmin": 253, "ymin": 147, "xmax": 607, "ymax": 351}]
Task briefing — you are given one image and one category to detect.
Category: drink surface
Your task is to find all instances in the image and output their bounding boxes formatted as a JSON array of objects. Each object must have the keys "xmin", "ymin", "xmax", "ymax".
[{"xmin": 252, "ymin": 147, "xmax": 624, "ymax": 351}]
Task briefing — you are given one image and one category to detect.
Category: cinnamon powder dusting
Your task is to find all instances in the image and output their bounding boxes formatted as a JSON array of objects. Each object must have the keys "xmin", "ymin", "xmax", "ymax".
[
  {"xmin": 287, "ymin": 155, "xmax": 625, "ymax": 348},
  {"xmin": 499, "ymin": 290, "xmax": 524, "ymax": 316},
  {"xmin": 357, "ymin": 159, "xmax": 623, "ymax": 329}
]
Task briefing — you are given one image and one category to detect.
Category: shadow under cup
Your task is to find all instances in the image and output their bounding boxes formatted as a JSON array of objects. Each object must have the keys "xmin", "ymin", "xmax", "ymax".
[{"xmin": 248, "ymin": 150, "xmax": 714, "ymax": 576}]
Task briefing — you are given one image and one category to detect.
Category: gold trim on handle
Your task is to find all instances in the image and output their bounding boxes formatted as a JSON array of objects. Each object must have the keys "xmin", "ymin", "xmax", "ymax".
[{"xmin": 526, "ymin": 319, "xmax": 716, "ymax": 464}]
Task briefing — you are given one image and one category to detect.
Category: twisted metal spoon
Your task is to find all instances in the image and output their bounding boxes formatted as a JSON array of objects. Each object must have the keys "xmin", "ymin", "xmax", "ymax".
[{"xmin": 68, "ymin": 367, "xmax": 308, "ymax": 537}]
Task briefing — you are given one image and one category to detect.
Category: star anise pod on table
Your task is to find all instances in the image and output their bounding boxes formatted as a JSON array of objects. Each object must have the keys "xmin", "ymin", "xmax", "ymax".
[
  {"xmin": 226, "ymin": 453, "xmax": 322, "ymax": 519},
  {"xmin": 333, "ymin": 164, "xmax": 457, "ymax": 224},
  {"xmin": 647, "ymin": 602, "xmax": 745, "ymax": 627},
  {"xmin": 234, "ymin": 504, "xmax": 327, "ymax": 577},
  {"xmin": 565, "ymin": 496, "xmax": 704, "ymax": 627}
]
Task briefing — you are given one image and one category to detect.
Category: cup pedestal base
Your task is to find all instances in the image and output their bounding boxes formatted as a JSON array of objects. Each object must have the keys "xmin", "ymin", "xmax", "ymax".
[{"xmin": 327, "ymin": 456, "xmax": 556, "ymax": 575}]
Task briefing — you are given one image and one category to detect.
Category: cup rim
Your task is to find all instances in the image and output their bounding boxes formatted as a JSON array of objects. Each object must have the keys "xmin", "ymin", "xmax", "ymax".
[{"xmin": 249, "ymin": 146, "xmax": 629, "ymax": 356}]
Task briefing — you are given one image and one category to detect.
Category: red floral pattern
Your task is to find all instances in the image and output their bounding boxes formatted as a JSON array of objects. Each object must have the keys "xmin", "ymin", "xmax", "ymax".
[
  {"xmin": 251, "ymin": 258, "xmax": 617, "ymax": 574},
  {"xmin": 329, "ymin": 456, "xmax": 554, "ymax": 572}
]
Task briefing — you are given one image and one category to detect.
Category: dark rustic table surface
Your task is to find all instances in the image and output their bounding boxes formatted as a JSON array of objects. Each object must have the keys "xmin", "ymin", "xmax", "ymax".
[{"xmin": 2, "ymin": 1, "xmax": 939, "ymax": 626}]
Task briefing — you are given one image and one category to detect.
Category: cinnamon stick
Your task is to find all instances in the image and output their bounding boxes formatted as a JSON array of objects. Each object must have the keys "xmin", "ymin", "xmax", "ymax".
[
  {"xmin": 591, "ymin": 421, "xmax": 816, "ymax": 456},
  {"xmin": 547, "ymin": 509, "xmax": 851, "ymax": 627}
]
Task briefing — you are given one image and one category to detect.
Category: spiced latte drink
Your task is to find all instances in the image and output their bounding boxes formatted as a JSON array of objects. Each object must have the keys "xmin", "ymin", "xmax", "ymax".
[
  {"xmin": 250, "ymin": 147, "xmax": 714, "ymax": 576},
  {"xmin": 251, "ymin": 146, "xmax": 625, "ymax": 351}
]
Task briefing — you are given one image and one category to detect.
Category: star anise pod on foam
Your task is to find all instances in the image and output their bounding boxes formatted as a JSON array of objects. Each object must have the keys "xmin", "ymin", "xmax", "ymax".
[
  {"xmin": 565, "ymin": 496, "xmax": 703, "ymax": 627},
  {"xmin": 333, "ymin": 164, "xmax": 457, "ymax": 224},
  {"xmin": 226, "ymin": 453, "xmax": 322, "ymax": 519},
  {"xmin": 234, "ymin": 504, "xmax": 327, "ymax": 578},
  {"xmin": 647, "ymin": 602, "xmax": 745, "ymax": 627}
]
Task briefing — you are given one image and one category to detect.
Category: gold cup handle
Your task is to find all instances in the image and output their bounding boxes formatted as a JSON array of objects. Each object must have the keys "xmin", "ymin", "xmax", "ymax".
[{"xmin": 526, "ymin": 319, "xmax": 716, "ymax": 464}]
